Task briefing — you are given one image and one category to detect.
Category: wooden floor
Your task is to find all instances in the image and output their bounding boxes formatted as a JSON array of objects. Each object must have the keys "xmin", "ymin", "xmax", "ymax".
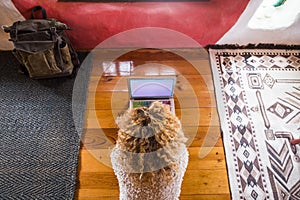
[{"xmin": 75, "ymin": 48, "xmax": 230, "ymax": 200}]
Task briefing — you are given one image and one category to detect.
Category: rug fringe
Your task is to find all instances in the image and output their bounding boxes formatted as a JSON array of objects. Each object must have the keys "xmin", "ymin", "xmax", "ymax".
[{"xmin": 205, "ymin": 43, "xmax": 300, "ymax": 50}]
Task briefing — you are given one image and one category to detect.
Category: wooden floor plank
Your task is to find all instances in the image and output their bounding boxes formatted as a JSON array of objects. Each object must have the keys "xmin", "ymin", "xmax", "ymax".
[
  {"xmin": 88, "ymin": 74, "xmax": 214, "ymax": 92},
  {"xmin": 80, "ymin": 126, "xmax": 223, "ymax": 149},
  {"xmin": 86, "ymin": 90, "xmax": 216, "ymax": 110},
  {"xmin": 79, "ymin": 146, "xmax": 227, "ymax": 173},
  {"xmin": 85, "ymin": 107, "xmax": 220, "ymax": 129}
]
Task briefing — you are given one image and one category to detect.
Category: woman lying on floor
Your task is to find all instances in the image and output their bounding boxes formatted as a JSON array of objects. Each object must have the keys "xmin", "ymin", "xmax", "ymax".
[{"xmin": 110, "ymin": 101, "xmax": 189, "ymax": 200}]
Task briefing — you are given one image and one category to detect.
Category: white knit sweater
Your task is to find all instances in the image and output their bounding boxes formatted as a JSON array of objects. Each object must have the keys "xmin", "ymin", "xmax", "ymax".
[{"xmin": 110, "ymin": 145, "xmax": 189, "ymax": 200}]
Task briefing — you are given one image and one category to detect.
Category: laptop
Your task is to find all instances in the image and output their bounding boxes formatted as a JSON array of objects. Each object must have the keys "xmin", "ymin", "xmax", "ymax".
[{"xmin": 127, "ymin": 77, "xmax": 176, "ymax": 114}]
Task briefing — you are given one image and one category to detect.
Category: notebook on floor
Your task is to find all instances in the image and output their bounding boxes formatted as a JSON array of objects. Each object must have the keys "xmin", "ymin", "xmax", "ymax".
[{"xmin": 127, "ymin": 77, "xmax": 176, "ymax": 114}]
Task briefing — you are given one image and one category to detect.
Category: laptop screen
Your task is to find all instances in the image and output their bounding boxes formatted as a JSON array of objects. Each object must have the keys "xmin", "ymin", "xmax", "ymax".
[{"xmin": 128, "ymin": 77, "xmax": 175, "ymax": 99}]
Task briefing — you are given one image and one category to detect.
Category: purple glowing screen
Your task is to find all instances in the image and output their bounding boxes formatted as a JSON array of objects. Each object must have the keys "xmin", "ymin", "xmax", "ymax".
[{"xmin": 128, "ymin": 78, "xmax": 175, "ymax": 98}]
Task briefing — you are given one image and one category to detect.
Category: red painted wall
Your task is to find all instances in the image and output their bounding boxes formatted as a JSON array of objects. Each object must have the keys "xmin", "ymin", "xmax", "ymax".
[{"xmin": 12, "ymin": 0, "xmax": 249, "ymax": 50}]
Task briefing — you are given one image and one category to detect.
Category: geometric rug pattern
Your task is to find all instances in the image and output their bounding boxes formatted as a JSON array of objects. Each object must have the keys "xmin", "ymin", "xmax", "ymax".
[{"xmin": 209, "ymin": 45, "xmax": 300, "ymax": 200}]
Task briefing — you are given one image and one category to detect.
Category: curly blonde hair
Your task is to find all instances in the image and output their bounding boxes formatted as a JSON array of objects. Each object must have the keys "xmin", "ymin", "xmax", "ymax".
[{"xmin": 113, "ymin": 101, "xmax": 187, "ymax": 185}]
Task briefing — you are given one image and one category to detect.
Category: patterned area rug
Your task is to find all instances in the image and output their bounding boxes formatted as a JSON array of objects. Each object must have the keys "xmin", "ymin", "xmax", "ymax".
[
  {"xmin": 0, "ymin": 51, "xmax": 88, "ymax": 199},
  {"xmin": 208, "ymin": 45, "xmax": 300, "ymax": 200}
]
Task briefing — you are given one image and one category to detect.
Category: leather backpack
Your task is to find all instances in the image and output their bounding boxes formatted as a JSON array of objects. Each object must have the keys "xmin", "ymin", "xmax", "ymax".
[{"xmin": 3, "ymin": 6, "xmax": 80, "ymax": 79}]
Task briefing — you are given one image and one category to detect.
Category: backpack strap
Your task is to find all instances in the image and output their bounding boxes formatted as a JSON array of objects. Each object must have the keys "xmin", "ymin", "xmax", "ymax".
[{"xmin": 31, "ymin": 6, "xmax": 47, "ymax": 19}]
